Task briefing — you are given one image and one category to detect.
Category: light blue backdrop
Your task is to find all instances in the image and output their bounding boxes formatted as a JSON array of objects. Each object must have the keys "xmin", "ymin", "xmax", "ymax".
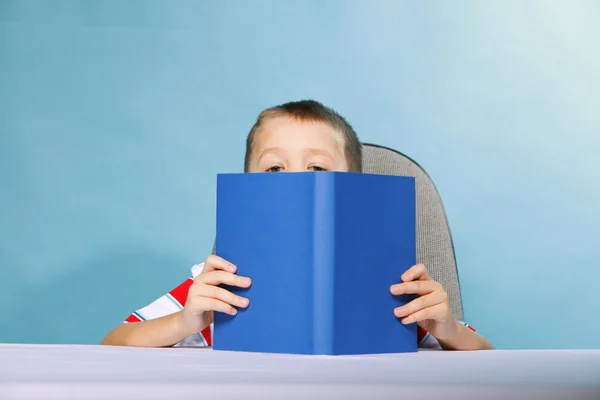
[{"xmin": 1, "ymin": 0, "xmax": 598, "ymax": 349}]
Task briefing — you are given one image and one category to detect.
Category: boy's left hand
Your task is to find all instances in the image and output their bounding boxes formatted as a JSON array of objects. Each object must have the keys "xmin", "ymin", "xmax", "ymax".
[{"xmin": 390, "ymin": 263, "xmax": 456, "ymax": 340}]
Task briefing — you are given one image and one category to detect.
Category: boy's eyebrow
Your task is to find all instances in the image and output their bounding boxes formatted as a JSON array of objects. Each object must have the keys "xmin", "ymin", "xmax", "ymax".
[
  {"xmin": 259, "ymin": 147, "xmax": 335, "ymax": 159},
  {"xmin": 304, "ymin": 148, "xmax": 335, "ymax": 158},
  {"xmin": 257, "ymin": 147, "xmax": 285, "ymax": 161}
]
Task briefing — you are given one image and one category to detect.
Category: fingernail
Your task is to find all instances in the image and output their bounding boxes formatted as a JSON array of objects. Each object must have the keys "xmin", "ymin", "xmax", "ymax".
[
  {"xmin": 395, "ymin": 307, "xmax": 405, "ymax": 317},
  {"xmin": 228, "ymin": 264, "xmax": 236, "ymax": 272},
  {"xmin": 230, "ymin": 308, "xmax": 238, "ymax": 315},
  {"xmin": 240, "ymin": 277, "xmax": 251, "ymax": 285},
  {"xmin": 401, "ymin": 317, "xmax": 412, "ymax": 324},
  {"xmin": 239, "ymin": 298, "xmax": 249, "ymax": 307},
  {"xmin": 391, "ymin": 285, "xmax": 401, "ymax": 295}
]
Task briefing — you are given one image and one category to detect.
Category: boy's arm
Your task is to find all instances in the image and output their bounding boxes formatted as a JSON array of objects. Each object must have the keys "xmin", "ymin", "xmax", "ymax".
[
  {"xmin": 101, "ymin": 257, "xmax": 251, "ymax": 348},
  {"xmin": 101, "ymin": 274, "xmax": 208, "ymax": 347},
  {"xmin": 419, "ymin": 320, "xmax": 494, "ymax": 350},
  {"xmin": 101, "ymin": 311, "xmax": 199, "ymax": 347},
  {"xmin": 441, "ymin": 321, "xmax": 494, "ymax": 350}
]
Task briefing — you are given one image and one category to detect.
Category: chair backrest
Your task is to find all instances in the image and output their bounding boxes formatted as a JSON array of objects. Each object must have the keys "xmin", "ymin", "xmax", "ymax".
[
  {"xmin": 362, "ymin": 143, "xmax": 463, "ymax": 321},
  {"xmin": 212, "ymin": 143, "xmax": 464, "ymax": 321}
]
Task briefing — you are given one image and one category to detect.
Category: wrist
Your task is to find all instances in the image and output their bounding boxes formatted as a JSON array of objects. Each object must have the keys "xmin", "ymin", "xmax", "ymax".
[
  {"xmin": 176, "ymin": 310, "xmax": 212, "ymax": 339},
  {"xmin": 173, "ymin": 311, "xmax": 198, "ymax": 339},
  {"xmin": 434, "ymin": 320, "xmax": 494, "ymax": 351},
  {"xmin": 433, "ymin": 319, "xmax": 461, "ymax": 343}
]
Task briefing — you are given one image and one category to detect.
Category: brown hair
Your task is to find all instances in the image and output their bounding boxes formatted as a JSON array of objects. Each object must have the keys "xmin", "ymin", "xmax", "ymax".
[{"xmin": 244, "ymin": 100, "xmax": 362, "ymax": 172}]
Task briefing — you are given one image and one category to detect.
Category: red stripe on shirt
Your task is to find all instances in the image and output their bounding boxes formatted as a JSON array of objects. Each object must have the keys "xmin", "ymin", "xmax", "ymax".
[
  {"xmin": 125, "ymin": 314, "xmax": 142, "ymax": 323},
  {"xmin": 169, "ymin": 278, "xmax": 194, "ymax": 307},
  {"xmin": 417, "ymin": 326, "xmax": 427, "ymax": 343},
  {"xmin": 201, "ymin": 326, "xmax": 212, "ymax": 346}
]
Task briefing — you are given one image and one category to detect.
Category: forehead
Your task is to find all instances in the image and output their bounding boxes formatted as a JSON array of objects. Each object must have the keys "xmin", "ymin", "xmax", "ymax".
[{"xmin": 253, "ymin": 116, "xmax": 344, "ymax": 151}]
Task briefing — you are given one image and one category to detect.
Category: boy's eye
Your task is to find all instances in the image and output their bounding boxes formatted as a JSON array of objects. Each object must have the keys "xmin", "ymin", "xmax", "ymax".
[
  {"xmin": 266, "ymin": 166, "xmax": 283, "ymax": 172},
  {"xmin": 309, "ymin": 166, "xmax": 328, "ymax": 172}
]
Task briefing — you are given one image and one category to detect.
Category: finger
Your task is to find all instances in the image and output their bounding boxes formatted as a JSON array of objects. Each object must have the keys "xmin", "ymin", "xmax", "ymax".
[
  {"xmin": 401, "ymin": 264, "xmax": 430, "ymax": 282},
  {"xmin": 197, "ymin": 270, "xmax": 252, "ymax": 288},
  {"xmin": 399, "ymin": 303, "xmax": 447, "ymax": 324},
  {"xmin": 197, "ymin": 284, "xmax": 250, "ymax": 309},
  {"xmin": 393, "ymin": 290, "xmax": 446, "ymax": 318},
  {"xmin": 196, "ymin": 297, "xmax": 240, "ymax": 316},
  {"xmin": 390, "ymin": 279, "xmax": 440, "ymax": 296},
  {"xmin": 203, "ymin": 255, "xmax": 237, "ymax": 273}
]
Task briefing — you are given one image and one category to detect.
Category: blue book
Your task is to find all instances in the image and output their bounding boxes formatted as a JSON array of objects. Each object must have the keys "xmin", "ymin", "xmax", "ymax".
[{"xmin": 213, "ymin": 172, "xmax": 417, "ymax": 355}]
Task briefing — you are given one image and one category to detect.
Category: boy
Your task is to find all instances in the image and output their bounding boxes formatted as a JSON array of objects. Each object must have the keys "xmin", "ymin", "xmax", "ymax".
[{"xmin": 102, "ymin": 100, "xmax": 493, "ymax": 351}]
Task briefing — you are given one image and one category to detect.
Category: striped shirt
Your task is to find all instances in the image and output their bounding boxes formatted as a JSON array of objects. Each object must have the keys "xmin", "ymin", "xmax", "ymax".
[{"xmin": 124, "ymin": 263, "xmax": 477, "ymax": 350}]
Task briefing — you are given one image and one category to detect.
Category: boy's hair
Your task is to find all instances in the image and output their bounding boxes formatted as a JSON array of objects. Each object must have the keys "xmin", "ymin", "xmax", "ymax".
[{"xmin": 244, "ymin": 100, "xmax": 363, "ymax": 172}]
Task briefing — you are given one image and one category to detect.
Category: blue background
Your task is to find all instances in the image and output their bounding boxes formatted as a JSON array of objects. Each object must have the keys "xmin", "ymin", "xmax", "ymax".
[{"xmin": 1, "ymin": 0, "xmax": 598, "ymax": 349}]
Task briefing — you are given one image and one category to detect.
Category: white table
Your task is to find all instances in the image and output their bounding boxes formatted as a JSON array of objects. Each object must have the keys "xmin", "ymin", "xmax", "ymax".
[{"xmin": 1, "ymin": 344, "xmax": 599, "ymax": 399}]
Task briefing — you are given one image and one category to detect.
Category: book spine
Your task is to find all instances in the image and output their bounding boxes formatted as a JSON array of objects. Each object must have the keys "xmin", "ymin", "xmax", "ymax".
[{"xmin": 312, "ymin": 173, "xmax": 335, "ymax": 355}]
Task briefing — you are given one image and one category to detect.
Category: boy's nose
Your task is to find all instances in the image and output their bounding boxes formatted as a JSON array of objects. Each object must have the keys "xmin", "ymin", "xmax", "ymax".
[{"xmin": 285, "ymin": 161, "xmax": 306, "ymax": 173}]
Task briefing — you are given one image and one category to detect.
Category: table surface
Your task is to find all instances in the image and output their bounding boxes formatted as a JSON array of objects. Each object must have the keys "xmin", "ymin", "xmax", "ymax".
[{"xmin": 1, "ymin": 344, "xmax": 600, "ymax": 400}]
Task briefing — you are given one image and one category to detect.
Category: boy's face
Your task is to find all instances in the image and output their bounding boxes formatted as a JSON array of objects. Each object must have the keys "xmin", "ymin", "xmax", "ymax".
[{"xmin": 248, "ymin": 116, "xmax": 349, "ymax": 173}]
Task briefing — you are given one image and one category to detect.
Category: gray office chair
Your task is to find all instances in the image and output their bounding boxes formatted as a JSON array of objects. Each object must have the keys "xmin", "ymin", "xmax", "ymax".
[
  {"xmin": 213, "ymin": 143, "xmax": 464, "ymax": 321},
  {"xmin": 362, "ymin": 143, "xmax": 463, "ymax": 321}
]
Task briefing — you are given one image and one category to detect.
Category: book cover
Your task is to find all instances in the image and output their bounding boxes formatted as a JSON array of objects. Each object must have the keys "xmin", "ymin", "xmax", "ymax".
[{"xmin": 213, "ymin": 172, "xmax": 417, "ymax": 355}]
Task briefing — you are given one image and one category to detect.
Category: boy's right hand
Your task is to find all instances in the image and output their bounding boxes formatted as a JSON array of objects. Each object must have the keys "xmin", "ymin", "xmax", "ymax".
[{"xmin": 179, "ymin": 255, "xmax": 251, "ymax": 336}]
